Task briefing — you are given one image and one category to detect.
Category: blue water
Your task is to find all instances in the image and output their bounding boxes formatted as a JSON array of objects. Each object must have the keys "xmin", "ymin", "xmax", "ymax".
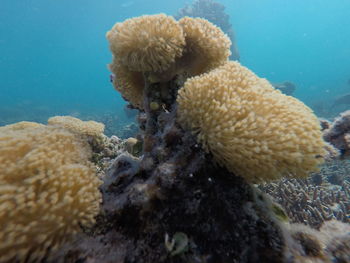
[{"xmin": 0, "ymin": 0, "xmax": 349, "ymax": 126}]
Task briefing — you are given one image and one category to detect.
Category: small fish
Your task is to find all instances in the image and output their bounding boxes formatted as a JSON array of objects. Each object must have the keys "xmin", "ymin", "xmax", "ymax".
[
  {"xmin": 331, "ymin": 93, "xmax": 350, "ymax": 108},
  {"xmin": 110, "ymin": 74, "xmax": 115, "ymax": 83}
]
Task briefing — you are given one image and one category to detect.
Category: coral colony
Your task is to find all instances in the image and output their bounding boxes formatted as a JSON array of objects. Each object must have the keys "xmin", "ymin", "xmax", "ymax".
[{"xmin": 1, "ymin": 14, "xmax": 350, "ymax": 263}]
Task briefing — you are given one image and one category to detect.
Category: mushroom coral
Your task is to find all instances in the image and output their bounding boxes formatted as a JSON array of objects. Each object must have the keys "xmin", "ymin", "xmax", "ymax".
[
  {"xmin": 177, "ymin": 61, "xmax": 325, "ymax": 182},
  {"xmin": 0, "ymin": 122, "xmax": 102, "ymax": 262},
  {"xmin": 106, "ymin": 14, "xmax": 185, "ymax": 73},
  {"xmin": 178, "ymin": 17, "xmax": 231, "ymax": 76},
  {"xmin": 106, "ymin": 14, "xmax": 231, "ymax": 109},
  {"xmin": 109, "ymin": 59, "xmax": 145, "ymax": 109}
]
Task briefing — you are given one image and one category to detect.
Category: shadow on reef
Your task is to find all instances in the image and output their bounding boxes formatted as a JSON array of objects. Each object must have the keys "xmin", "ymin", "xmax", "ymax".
[{"xmin": 49, "ymin": 75, "xmax": 285, "ymax": 263}]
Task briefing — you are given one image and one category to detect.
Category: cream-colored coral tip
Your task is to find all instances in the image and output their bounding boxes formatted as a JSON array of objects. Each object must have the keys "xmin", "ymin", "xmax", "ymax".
[
  {"xmin": 0, "ymin": 121, "xmax": 44, "ymax": 132},
  {"xmin": 177, "ymin": 61, "xmax": 326, "ymax": 182},
  {"xmin": 178, "ymin": 17, "xmax": 231, "ymax": 76},
  {"xmin": 0, "ymin": 124, "xmax": 102, "ymax": 262},
  {"xmin": 48, "ymin": 115, "xmax": 105, "ymax": 137},
  {"xmin": 106, "ymin": 14, "xmax": 185, "ymax": 73}
]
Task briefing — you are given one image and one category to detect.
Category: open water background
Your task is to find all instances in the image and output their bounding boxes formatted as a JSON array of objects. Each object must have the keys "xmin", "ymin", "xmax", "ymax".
[{"xmin": 0, "ymin": 0, "xmax": 349, "ymax": 124}]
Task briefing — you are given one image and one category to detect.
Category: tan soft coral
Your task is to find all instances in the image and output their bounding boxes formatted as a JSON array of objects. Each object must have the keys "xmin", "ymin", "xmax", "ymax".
[
  {"xmin": 106, "ymin": 14, "xmax": 232, "ymax": 109},
  {"xmin": 109, "ymin": 59, "xmax": 145, "ymax": 109},
  {"xmin": 106, "ymin": 14, "xmax": 185, "ymax": 73},
  {"xmin": 177, "ymin": 61, "xmax": 325, "ymax": 182},
  {"xmin": 0, "ymin": 123, "xmax": 102, "ymax": 262},
  {"xmin": 106, "ymin": 14, "xmax": 185, "ymax": 109},
  {"xmin": 178, "ymin": 17, "xmax": 231, "ymax": 76},
  {"xmin": 48, "ymin": 115, "xmax": 105, "ymax": 137},
  {"xmin": 0, "ymin": 121, "xmax": 45, "ymax": 131}
]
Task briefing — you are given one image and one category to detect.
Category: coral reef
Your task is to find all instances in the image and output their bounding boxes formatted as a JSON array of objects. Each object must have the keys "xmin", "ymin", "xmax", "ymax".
[
  {"xmin": 316, "ymin": 159, "xmax": 350, "ymax": 185},
  {"xmin": 106, "ymin": 14, "xmax": 231, "ymax": 109},
  {"xmin": 177, "ymin": 17, "xmax": 231, "ymax": 76},
  {"xmin": 323, "ymin": 110, "xmax": 350, "ymax": 158},
  {"xmin": 50, "ymin": 137, "xmax": 289, "ymax": 262},
  {"xmin": 108, "ymin": 60, "xmax": 145, "ymax": 109},
  {"xmin": 8, "ymin": 13, "xmax": 346, "ymax": 263},
  {"xmin": 47, "ymin": 14, "xmax": 340, "ymax": 263},
  {"xmin": 0, "ymin": 121, "xmax": 45, "ymax": 130},
  {"xmin": 260, "ymin": 165, "xmax": 350, "ymax": 229},
  {"xmin": 286, "ymin": 220, "xmax": 350, "ymax": 262},
  {"xmin": 0, "ymin": 121, "xmax": 102, "ymax": 262},
  {"xmin": 175, "ymin": 0, "xmax": 240, "ymax": 61},
  {"xmin": 177, "ymin": 61, "xmax": 325, "ymax": 182},
  {"xmin": 106, "ymin": 14, "xmax": 185, "ymax": 73},
  {"xmin": 48, "ymin": 115, "xmax": 105, "ymax": 137},
  {"xmin": 323, "ymin": 141, "xmax": 341, "ymax": 161}
]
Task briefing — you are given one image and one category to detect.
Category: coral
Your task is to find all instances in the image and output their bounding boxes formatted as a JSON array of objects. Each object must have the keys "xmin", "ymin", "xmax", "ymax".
[
  {"xmin": 109, "ymin": 60, "xmax": 145, "ymax": 109},
  {"xmin": 124, "ymin": 137, "xmax": 142, "ymax": 156},
  {"xmin": 51, "ymin": 50, "xmax": 290, "ymax": 263},
  {"xmin": 279, "ymin": 220, "xmax": 350, "ymax": 263},
  {"xmin": 323, "ymin": 220, "xmax": 350, "ymax": 263},
  {"xmin": 319, "ymin": 118, "xmax": 332, "ymax": 131},
  {"xmin": 0, "ymin": 121, "xmax": 45, "ymax": 131},
  {"xmin": 178, "ymin": 17, "xmax": 231, "ymax": 76},
  {"xmin": 177, "ymin": 61, "xmax": 325, "ymax": 182},
  {"xmin": 0, "ymin": 123, "xmax": 102, "ymax": 262},
  {"xmin": 289, "ymin": 224, "xmax": 325, "ymax": 258},
  {"xmin": 107, "ymin": 14, "xmax": 231, "ymax": 109},
  {"xmin": 175, "ymin": 0, "xmax": 240, "ymax": 61},
  {"xmin": 106, "ymin": 14, "xmax": 185, "ymax": 73},
  {"xmin": 48, "ymin": 115, "xmax": 105, "ymax": 137},
  {"xmin": 323, "ymin": 110, "xmax": 350, "ymax": 157},
  {"xmin": 47, "ymin": 13, "xmax": 348, "ymax": 262},
  {"xmin": 323, "ymin": 141, "xmax": 340, "ymax": 161},
  {"xmin": 260, "ymin": 174, "xmax": 350, "ymax": 229},
  {"xmin": 50, "ymin": 154, "xmax": 288, "ymax": 263},
  {"xmin": 318, "ymin": 159, "xmax": 350, "ymax": 184}
]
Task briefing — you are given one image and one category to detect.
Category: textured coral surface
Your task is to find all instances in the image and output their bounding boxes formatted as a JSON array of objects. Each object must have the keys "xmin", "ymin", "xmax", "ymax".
[
  {"xmin": 106, "ymin": 14, "xmax": 185, "ymax": 73},
  {"xmin": 107, "ymin": 14, "xmax": 231, "ymax": 109},
  {"xmin": 48, "ymin": 115, "xmax": 105, "ymax": 137},
  {"xmin": 177, "ymin": 61, "xmax": 325, "ymax": 182},
  {"xmin": 178, "ymin": 17, "xmax": 231, "ymax": 75},
  {"xmin": 0, "ymin": 123, "xmax": 102, "ymax": 262}
]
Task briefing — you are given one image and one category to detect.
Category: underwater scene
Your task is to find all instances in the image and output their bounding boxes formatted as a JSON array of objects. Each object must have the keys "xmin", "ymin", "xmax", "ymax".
[{"xmin": 1, "ymin": 0, "xmax": 350, "ymax": 262}]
